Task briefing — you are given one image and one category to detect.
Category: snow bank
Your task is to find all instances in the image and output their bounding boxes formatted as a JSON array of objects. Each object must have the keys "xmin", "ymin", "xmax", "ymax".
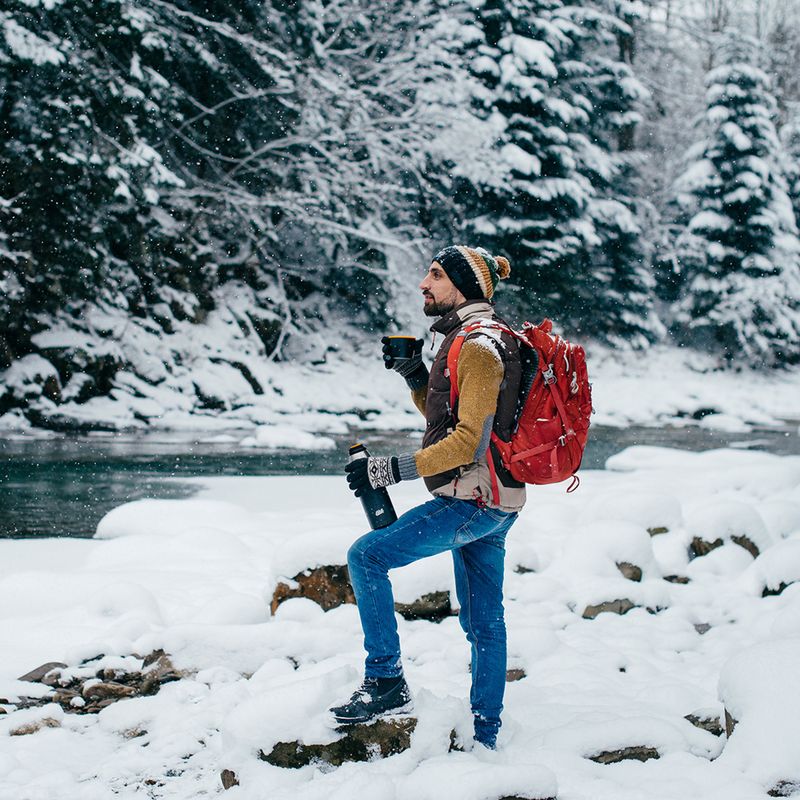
[
  {"xmin": 1, "ymin": 446, "xmax": 800, "ymax": 798},
  {"xmin": 718, "ymin": 638, "xmax": 800, "ymax": 786},
  {"xmin": 3, "ymin": 313, "xmax": 800, "ymax": 436}
]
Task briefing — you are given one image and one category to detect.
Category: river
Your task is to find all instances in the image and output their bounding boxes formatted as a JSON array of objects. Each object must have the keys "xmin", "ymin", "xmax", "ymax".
[{"xmin": 1, "ymin": 423, "xmax": 799, "ymax": 538}]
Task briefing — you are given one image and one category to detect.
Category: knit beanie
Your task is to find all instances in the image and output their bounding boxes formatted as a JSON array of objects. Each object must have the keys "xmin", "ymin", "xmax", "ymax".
[{"xmin": 432, "ymin": 246, "xmax": 511, "ymax": 301}]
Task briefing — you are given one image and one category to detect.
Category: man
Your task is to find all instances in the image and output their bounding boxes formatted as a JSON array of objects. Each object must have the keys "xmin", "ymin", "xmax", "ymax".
[{"xmin": 332, "ymin": 245, "xmax": 525, "ymax": 750}]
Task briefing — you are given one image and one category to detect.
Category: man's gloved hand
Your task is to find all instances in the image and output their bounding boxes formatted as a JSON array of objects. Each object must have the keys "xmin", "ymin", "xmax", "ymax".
[
  {"xmin": 345, "ymin": 456, "xmax": 401, "ymax": 497},
  {"xmin": 381, "ymin": 337, "xmax": 429, "ymax": 390}
]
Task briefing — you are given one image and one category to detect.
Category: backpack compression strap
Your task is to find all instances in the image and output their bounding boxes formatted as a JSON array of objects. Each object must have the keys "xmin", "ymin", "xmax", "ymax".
[{"xmin": 446, "ymin": 322, "xmax": 512, "ymax": 507}]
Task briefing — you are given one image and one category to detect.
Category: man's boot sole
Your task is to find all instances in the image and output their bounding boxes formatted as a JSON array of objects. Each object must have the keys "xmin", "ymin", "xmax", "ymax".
[{"xmin": 330, "ymin": 699, "xmax": 415, "ymax": 728}]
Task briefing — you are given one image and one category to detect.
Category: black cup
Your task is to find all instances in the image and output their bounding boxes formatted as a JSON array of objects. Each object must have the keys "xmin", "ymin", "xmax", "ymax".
[{"xmin": 382, "ymin": 336, "xmax": 418, "ymax": 361}]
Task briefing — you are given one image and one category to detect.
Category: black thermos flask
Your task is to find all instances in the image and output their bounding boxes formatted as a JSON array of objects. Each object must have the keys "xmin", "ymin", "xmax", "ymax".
[{"xmin": 348, "ymin": 443, "xmax": 398, "ymax": 530}]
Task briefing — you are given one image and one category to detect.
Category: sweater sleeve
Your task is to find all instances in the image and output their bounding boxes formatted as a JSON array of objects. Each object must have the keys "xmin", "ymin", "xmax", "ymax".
[
  {"xmin": 396, "ymin": 338, "xmax": 503, "ymax": 480},
  {"xmin": 410, "ymin": 386, "xmax": 428, "ymax": 415}
]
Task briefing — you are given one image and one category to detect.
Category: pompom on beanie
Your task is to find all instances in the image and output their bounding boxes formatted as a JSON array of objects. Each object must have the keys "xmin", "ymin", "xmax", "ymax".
[{"xmin": 432, "ymin": 245, "xmax": 511, "ymax": 301}]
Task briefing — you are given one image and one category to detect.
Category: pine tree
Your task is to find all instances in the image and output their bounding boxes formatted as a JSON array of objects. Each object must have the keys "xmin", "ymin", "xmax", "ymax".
[
  {"xmin": 781, "ymin": 112, "xmax": 800, "ymax": 232},
  {"xmin": 671, "ymin": 33, "xmax": 800, "ymax": 367},
  {"xmin": 446, "ymin": 0, "xmax": 659, "ymax": 343}
]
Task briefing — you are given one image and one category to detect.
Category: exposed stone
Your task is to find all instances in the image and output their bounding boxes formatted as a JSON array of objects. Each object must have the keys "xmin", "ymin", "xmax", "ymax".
[
  {"xmin": 664, "ymin": 575, "xmax": 690, "ymax": 584},
  {"xmin": 10, "ymin": 717, "xmax": 61, "ymax": 736},
  {"xmin": 763, "ymin": 582, "xmax": 794, "ymax": 597},
  {"xmin": 499, "ymin": 796, "xmax": 556, "ymax": 800},
  {"xmin": 395, "ymin": 591, "xmax": 453, "ymax": 623},
  {"xmin": 724, "ymin": 709, "xmax": 737, "ymax": 738},
  {"xmin": 690, "ymin": 535, "xmax": 759, "ymax": 560},
  {"xmin": 730, "ymin": 535, "xmax": 759, "ymax": 558},
  {"xmin": 616, "ymin": 562, "xmax": 643, "ymax": 582},
  {"xmin": 694, "ymin": 623, "xmax": 712, "ymax": 635},
  {"xmin": 514, "ymin": 565, "xmax": 535, "ymax": 574},
  {"xmin": 582, "ymin": 599, "xmax": 636, "ymax": 620},
  {"xmin": 220, "ymin": 770, "xmax": 240, "ymax": 790},
  {"xmin": 271, "ymin": 565, "xmax": 355, "ymax": 615},
  {"xmin": 690, "ymin": 537, "xmax": 724, "ymax": 558},
  {"xmin": 506, "ymin": 668, "xmax": 527, "ymax": 682},
  {"xmin": 17, "ymin": 662, "xmax": 67, "ymax": 684},
  {"xmin": 448, "ymin": 728, "xmax": 465, "ymax": 752},
  {"xmin": 685, "ymin": 713, "xmax": 724, "ymax": 737},
  {"xmin": 588, "ymin": 746, "xmax": 660, "ymax": 764},
  {"xmin": 82, "ymin": 681, "xmax": 138, "ymax": 701},
  {"xmin": 768, "ymin": 781, "xmax": 800, "ymax": 797},
  {"xmin": 12, "ymin": 650, "xmax": 185, "ymax": 715},
  {"xmin": 260, "ymin": 717, "xmax": 417, "ymax": 768},
  {"xmin": 647, "ymin": 526, "xmax": 669, "ymax": 536}
]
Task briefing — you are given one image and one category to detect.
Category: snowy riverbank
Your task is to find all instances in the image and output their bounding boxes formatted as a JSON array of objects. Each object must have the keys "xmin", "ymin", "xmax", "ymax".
[
  {"xmin": 3, "ymin": 338, "xmax": 800, "ymax": 441},
  {"xmin": 2, "ymin": 447, "xmax": 800, "ymax": 798}
]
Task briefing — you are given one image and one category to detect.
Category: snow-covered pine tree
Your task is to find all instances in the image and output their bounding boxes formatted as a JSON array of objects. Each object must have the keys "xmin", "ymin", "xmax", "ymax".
[
  {"xmin": 781, "ymin": 112, "xmax": 800, "ymax": 232},
  {"xmin": 446, "ymin": 0, "xmax": 658, "ymax": 343},
  {"xmin": 671, "ymin": 33, "xmax": 800, "ymax": 367},
  {"xmin": 558, "ymin": 0, "xmax": 663, "ymax": 345}
]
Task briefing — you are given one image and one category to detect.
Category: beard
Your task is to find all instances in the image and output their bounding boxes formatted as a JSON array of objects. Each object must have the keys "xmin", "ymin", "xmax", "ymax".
[{"xmin": 423, "ymin": 293, "xmax": 459, "ymax": 317}]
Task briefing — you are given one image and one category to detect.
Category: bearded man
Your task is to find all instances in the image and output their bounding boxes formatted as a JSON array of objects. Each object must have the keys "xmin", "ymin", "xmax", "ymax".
[{"xmin": 332, "ymin": 245, "xmax": 525, "ymax": 750}]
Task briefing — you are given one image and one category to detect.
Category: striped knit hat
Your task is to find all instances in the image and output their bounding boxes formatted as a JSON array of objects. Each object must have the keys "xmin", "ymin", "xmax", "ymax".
[{"xmin": 432, "ymin": 246, "xmax": 511, "ymax": 301}]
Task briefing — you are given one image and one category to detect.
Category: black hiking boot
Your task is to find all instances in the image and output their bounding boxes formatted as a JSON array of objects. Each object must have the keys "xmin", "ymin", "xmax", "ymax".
[{"xmin": 330, "ymin": 676, "xmax": 413, "ymax": 725}]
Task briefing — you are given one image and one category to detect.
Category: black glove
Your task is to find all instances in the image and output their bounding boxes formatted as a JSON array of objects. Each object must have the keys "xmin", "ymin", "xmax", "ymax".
[
  {"xmin": 345, "ymin": 456, "xmax": 401, "ymax": 497},
  {"xmin": 380, "ymin": 337, "xmax": 429, "ymax": 390}
]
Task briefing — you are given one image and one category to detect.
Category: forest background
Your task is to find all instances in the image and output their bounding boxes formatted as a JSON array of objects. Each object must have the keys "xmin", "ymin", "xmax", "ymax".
[{"xmin": 2, "ymin": 0, "xmax": 800, "ymax": 430}]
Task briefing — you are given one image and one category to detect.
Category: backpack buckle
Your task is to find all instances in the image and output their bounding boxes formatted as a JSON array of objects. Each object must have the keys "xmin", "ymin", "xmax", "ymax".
[
  {"xmin": 543, "ymin": 364, "xmax": 556, "ymax": 385},
  {"xmin": 558, "ymin": 434, "xmax": 566, "ymax": 447},
  {"xmin": 570, "ymin": 371, "xmax": 578, "ymax": 395}
]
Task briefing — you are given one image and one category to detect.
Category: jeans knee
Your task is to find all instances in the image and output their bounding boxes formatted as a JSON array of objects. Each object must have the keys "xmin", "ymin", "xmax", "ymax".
[{"xmin": 347, "ymin": 533, "xmax": 383, "ymax": 574}]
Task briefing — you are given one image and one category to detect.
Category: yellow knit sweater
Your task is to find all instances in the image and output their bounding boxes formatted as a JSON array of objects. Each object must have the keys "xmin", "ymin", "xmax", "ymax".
[{"xmin": 410, "ymin": 339, "xmax": 504, "ymax": 477}]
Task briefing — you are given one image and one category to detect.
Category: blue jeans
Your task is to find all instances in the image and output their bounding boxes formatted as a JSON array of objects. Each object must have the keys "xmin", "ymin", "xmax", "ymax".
[{"xmin": 347, "ymin": 495, "xmax": 518, "ymax": 745}]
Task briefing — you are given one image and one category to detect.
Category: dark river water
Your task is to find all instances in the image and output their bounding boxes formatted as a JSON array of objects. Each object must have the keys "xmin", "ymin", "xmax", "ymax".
[{"xmin": 1, "ymin": 424, "xmax": 799, "ymax": 539}]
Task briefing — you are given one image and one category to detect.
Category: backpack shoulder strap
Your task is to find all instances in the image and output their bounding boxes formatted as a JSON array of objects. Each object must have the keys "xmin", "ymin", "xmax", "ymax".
[{"xmin": 446, "ymin": 320, "xmax": 512, "ymax": 411}]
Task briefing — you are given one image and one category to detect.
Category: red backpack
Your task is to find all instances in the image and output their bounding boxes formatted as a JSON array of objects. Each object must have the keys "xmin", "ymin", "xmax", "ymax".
[{"xmin": 448, "ymin": 319, "xmax": 592, "ymax": 494}]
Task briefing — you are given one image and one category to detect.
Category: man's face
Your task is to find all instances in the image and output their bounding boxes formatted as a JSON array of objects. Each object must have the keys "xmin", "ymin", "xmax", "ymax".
[{"xmin": 419, "ymin": 261, "xmax": 466, "ymax": 317}]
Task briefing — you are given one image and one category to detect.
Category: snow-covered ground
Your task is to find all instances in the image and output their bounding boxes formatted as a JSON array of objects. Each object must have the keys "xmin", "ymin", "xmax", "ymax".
[{"xmin": 2, "ymin": 447, "xmax": 800, "ymax": 799}]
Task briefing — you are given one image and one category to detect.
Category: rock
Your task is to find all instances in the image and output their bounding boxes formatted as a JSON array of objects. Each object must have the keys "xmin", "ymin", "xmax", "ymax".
[
  {"xmin": 13, "ymin": 650, "xmax": 185, "ymax": 715},
  {"xmin": 768, "ymin": 781, "xmax": 800, "ymax": 797},
  {"xmin": 395, "ymin": 591, "xmax": 453, "ymax": 622},
  {"xmin": 647, "ymin": 526, "xmax": 669, "ymax": 536},
  {"xmin": 664, "ymin": 574, "xmax": 690, "ymax": 584},
  {"xmin": 690, "ymin": 537, "xmax": 724, "ymax": 558},
  {"xmin": 17, "ymin": 662, "xmax": 67, "ymax": 684},
  {"xmin": 499, "ymin": 796, "xmax": 556, "ymax": 800},
  {"xmin": 515, "ymin": 565, "xmax": 535, "ymax": 574},
  {"xmin": 724, "ymin": 709, "xmax": 737, "ymax": 738},
  {"xmin": 588, "ymin": 746, "xmax": 660, "ymax": 764},
  {"xmin": 763, "ymin": 582, "xmax": 794, "ymax": 597},
  {"xmin": 582, "ymin": 599, "xmax": 636, "ymax": 620},
  {"xmin": 220, "ymin": 770, "xmax": 240, "ymax": 790},
  {"xmin": 448, "ymin": 728, "xmax": 465, "ymax": 752},
  {"xmin": 730, "ymin": 535, "xmax": 759, "ymax": 558},
  {"xmin": 271, "ymin": 565, "xmax": 355, "ymax": 614},
  {"xmin": 506, "ymin": 668, "xmax": 526, "ymax": 682},
  {"xmin": 616, "ymin": 562, "xmax": 643, "ymax": 582},
  {"xmin": 694, "ymin": 623, "xmax": 712, "ymax": 635},
  {"xmin": 685, "ymin": 713, "xmax": 724, "ymax": 737},
  {"xmin": 260, "ymin": 717, "xmax": 417, "ymax": 768},
  {"xmin": 690, "ymin": 535, "xmax": 759, "ymax": 559},
  {"xmin": 82, "ymin": 681, "xmax": 138, "ymax": 701},
  {"xmin": 10, "ymin": 717, "xmax": 61, "ymax": 736}
]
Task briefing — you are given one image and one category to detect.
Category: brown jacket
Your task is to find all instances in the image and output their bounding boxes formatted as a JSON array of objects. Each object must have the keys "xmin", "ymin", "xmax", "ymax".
[{"xmin": 396, "ymin": 300, "xmax": 526, "ymax": 512}]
